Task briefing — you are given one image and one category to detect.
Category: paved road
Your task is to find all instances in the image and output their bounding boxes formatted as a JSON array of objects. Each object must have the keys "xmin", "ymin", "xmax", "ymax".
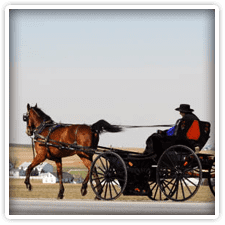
[{"xmin": 8, "ymin": 199, "xmax": 215, "ymax": 215}]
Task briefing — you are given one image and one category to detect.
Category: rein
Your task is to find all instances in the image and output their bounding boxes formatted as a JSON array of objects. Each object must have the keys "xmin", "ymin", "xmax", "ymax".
[
  {"xmin": 31, "ymin": 137, "xmax": 35, "ymax": 159},
  {"xmin": 119, "ymin": 124, "xmax": 174, "ymax": 128}
]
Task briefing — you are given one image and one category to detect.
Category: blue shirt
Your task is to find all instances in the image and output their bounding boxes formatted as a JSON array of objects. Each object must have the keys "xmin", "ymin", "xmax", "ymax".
[{"xmin": 166, "ymin": 126, "xmax": 175, "ymax": 136}]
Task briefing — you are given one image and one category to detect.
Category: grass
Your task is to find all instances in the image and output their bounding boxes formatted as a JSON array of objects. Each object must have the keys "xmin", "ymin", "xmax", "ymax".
[
  {"xmin": 69, "ymin": 170, "xmax": 88, "ymax": 177},
  {"xmin": 9, "ymin": 179, "xmax": 215, "ymax": 202}
]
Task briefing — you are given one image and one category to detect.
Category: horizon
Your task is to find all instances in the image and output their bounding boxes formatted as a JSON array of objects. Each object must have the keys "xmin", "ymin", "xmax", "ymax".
[{"xmin": 9, "ymin": 142, "xmax": 215, "ymax": 150}]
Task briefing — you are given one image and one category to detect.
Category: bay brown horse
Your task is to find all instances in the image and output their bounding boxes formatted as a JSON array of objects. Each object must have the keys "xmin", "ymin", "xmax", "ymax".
[{"xmin": 24, "ymin": 103, "xmax": 122, "ymax": 199}]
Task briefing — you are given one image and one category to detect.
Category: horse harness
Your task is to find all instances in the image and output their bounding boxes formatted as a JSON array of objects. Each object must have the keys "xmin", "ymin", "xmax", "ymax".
[{"xmin": 30, "ymin": 120, "xmax": 81, "ymax": 159}]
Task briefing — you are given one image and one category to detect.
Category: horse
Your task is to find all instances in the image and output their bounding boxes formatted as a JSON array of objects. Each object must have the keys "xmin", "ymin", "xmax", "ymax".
[{"xmin": 23, "ymin": 103, "xmax": 122, "ymax": 199}]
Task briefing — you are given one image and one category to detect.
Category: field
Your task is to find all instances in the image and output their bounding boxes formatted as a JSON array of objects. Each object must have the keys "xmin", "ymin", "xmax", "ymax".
[
  {"xmin": 9, "ymin": 145, "xmax": 215, "ymax": 202},
  {"xmin": 9, "ymin": 179, "xmax": 215, "ymax": 202}
]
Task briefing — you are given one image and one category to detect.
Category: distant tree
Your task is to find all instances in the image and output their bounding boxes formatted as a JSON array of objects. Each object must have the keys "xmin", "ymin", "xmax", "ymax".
[{"xmin": 9, "ymin": 155, "xmax": 18, "ymax": 168}]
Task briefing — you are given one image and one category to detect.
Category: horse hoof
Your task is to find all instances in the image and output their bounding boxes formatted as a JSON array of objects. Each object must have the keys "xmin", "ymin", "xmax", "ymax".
[
  {"xmin": 57, "ymin": 195, "xmax": 64, "ymax": 200},
  {"xmin": 94, "ymin": 196, "xmax": 101, "ymax": 200},
  {"xmin": 81, "ymin": 188, "xmax": 87, "ymax": 196},
  {"xmin": 25, "ymin": 183, "xmax": 32, "ymax": 191},
  {"xmin": 27, "ymin": 184, "xmax": 32, "ymax": 191}
]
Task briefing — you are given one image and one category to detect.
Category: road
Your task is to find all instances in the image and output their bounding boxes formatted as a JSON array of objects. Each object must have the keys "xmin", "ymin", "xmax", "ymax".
[{"xmin": 8, "ymin": 199, "xmax": 215, "ymax": 216}]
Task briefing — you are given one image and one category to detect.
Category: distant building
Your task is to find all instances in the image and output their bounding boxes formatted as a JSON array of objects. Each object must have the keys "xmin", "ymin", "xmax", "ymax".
[
  {"xmin": 9, "ymin": 168, "xmax": 20, "ymax": 177},
  {"xmin": 18, "ymin": 162, "xmax": 53, "ymax": 176},
  {"xmin": 74, "ymin": 176, "xmax": 84, "ymax": 184},
  {"xmin": 9, "ymin": 160, "xmax": 17, "ymax": 176},
  {"xmin": 42, "ymin": 172, "xmax": 74, "ymax": 184},
  {"xmin": 10, "ymin": 161, "xmax": 76, "ymax": 183}
]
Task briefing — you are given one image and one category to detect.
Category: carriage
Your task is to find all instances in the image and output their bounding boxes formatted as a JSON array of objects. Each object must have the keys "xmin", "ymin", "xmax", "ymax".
[
  {"xmin": 89, "ymin": 119, "xmax": 215, "ymax": 201},
  {"xmin": 23, "ymin": 104, "xmax": 215, "ymax": 201}
]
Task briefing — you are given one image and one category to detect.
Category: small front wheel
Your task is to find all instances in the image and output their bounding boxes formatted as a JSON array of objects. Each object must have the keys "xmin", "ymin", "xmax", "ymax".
[{"xmin": 90, "ymin": 152, "xmax": 127, "ymax": 200}]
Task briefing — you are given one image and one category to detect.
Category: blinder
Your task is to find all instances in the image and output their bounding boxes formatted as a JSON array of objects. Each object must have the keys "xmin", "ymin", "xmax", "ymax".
[{"xmin": 23, "ymin": 113, "xmax": 28, "ymax": 122}]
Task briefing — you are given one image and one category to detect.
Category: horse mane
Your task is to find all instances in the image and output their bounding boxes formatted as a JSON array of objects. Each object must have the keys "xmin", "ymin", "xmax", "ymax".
[{"xmin": 32, "ymin": 106, "xmax": 53, "ymax": 122}]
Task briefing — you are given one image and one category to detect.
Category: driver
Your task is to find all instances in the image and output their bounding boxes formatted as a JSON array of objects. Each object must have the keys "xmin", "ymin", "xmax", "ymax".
[
  {"xmin": 166, "ymin": 104, "xmax": 199, "ymax": 136},
  {"xmin": 144, "ymin": 104, "xmax": 200, "ymax": 159}
]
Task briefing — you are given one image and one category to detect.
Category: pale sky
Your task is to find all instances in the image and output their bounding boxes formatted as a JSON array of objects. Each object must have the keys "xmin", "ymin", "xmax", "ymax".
[{"xmin": 9, "ymin": 8, "xmax": 215, "ymax": 148}]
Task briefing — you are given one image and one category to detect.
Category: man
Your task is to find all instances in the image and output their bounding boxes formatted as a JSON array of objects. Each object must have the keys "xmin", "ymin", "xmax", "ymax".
[
  {"xmin": 167, "ymin": 104, "xmax": 199, "ymax": 136},
  {"xmin": 144, "ymin": 104, "xmax": 200, "ymax": 159}
]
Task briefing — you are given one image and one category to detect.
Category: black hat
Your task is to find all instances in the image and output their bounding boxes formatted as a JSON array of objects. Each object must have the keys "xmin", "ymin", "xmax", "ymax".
[{"xmin": 175, "ymin": 104, "xmax": 194, "ymax": 113}]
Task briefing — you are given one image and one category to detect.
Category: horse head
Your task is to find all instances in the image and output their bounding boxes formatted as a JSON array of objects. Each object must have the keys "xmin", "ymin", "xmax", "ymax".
[{"xmin": 23, "ymin": 103, "xmax": 47, "ymax": 136}]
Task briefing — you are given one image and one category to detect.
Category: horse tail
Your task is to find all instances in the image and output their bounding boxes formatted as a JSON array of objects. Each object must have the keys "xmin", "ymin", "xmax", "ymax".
[{"xmin": 91, "ymin": 119, "xmax": 123, "ymax": 134}]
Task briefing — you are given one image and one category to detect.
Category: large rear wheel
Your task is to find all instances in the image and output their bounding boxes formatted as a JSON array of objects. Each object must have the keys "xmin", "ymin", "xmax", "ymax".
[{"xmin": 157, "ymin": 145, "xmax": 202, "ymax": 201}]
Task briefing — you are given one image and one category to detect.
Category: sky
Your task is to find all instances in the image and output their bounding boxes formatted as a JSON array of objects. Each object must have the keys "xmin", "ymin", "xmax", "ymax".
[{"xmin": 9, "ymin": 8, "xmax": 215, "ymax": 148}]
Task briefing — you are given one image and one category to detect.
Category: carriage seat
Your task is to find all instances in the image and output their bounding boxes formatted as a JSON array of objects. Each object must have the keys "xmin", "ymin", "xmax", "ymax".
[
  {"xmin": 143, "ymin": 119, "xmax": 211, "ymax": 158},
  {"xmin": 173, "ymin": 119, "xmax": 211, "ymax": 151}
]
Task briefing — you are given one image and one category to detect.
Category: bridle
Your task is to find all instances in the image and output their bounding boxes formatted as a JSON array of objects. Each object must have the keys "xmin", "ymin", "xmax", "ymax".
[
  {"xmin": 23, "ymin": 110, "xmax": 33, "ymax": 133},
  {"xmin": 23, "ymin": 109, "xmax": 36, "ymax": 134},
  {"xmin": 23, "ymin": 108, "xmax": 52, "ymax": 136},
  {"xmin": 23, "ymin": 112, "xmax": 29, "ymax": 123}
]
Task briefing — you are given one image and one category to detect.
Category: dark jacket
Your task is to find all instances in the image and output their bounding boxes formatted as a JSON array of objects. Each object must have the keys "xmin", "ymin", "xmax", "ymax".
[
  {"xmin": 166, "ymin": 113, "xmax": 199, "ymax": 136},
  {"xmin": 174, "ymin": 112, "xmax": 199, "ymax": 136},
  {"xmin": 181, "ymin": 112, "xmax": 199, "ymax": 121}
]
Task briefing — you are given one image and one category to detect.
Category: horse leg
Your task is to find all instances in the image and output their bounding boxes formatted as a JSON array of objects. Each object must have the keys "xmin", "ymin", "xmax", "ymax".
[
  {"xmin": 91, "ymin": 133, "xmax": 103, "ymax": 200},
  {"xmin": 55, "ymin": 159, "xmax": 64, "ymax": 199},
  {"xmin": 24, "ymin": 154, "xmax": 46, "ymax": 191},
  {"xmin": 92, "ymin": 166, "xmax": 103, "ymax": 200},
  {"xmin": 78, "ymin": 155, "xmax": 93, "ymax": 196}
]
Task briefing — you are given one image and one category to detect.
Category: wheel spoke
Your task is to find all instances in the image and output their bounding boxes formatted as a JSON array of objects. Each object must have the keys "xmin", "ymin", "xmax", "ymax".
[
  {"xmin": 97, "ymin": 165, "xmax": 106, "ymax": 174},
  {"xmin": 184, "ymin": 177, "xmax": 198, "ymax": 187},
  {"xmin": 162, "ymin": 178, "xmax": 176, "ymax": 195},
  {"xmin": 94, "ymin": 170, "xmax": 105, "ymax": 176},
  {"xmin": 104, "ymin": 182, "xmax": 108, "ymax": 198},
  {"xmin": 159, "ymin": 188, "xmax": 162, "ymax": 200},
  {"xmin": 149, "ymin": 180, "xmax": 168, "ymax": 201},
  {"xmin": 105, "ymin": 158, "xmax": 109, "ymax": 170},
  {"xmin": 111, "ymin": 181, "xmax": 119, "ymax": 195},
  {"xmin": 182, "ymin": 177, "xmax": 192, "ymax": 195},
  {"xmin": 153, "ymin": 185, "xmax": 159, "ymax": 199},
  {"xmin": 99, "ymin": 157, "xmax": 106, "ymax": 171},
  {"xmin": 92, "ymin": 176, "xmax": 104, "ymax": 181},
  {"xmin": 93, "ymin": 178, "xmax": 105, "ymax": 190},
  {"xmin": 162, "ymin": 178, "xmax": 176, "ymax": 189},
  {"xmin": 180, "ymin": 179, "xmax": 185, "ymax": 199},
  {"xmin": 151, "ymin": 182, "xmax": 158, "ymax": 191}
]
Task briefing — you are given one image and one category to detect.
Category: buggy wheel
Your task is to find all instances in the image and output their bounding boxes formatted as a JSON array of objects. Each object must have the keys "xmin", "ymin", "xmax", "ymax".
[
  {"xmin": 90, "ymin": 152, "xmax": 127, "ymax": 200},
  {"xmin": 148, "ymin": 180, "xmax": 169, "ymax": 201},
  {"xmin": 208, "ymin": 159, "xmax": 215, "ymax": 196},
  {"xmin": 157, "ymin": 145, "xmax": 202, "ymax": 201}
]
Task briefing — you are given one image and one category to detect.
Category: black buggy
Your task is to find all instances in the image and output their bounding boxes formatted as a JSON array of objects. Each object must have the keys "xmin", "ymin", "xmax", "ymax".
[{"xmin": 89, "ymin": 119, "xmax": 215, "ymax": 201}]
